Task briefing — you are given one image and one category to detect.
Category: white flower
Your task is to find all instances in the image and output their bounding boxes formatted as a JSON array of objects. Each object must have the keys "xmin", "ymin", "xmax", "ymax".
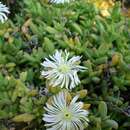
[
  {"xmin": 43, "ymin": 91, "xmax": 89, "ymax": 130},
  {"xmin": 41, "ymin": 50, "xmax": 86, "ymax": 89},
  {"xmin": 49, "ymin": 0, "xmax": 73, "ymax": 4},
  {"xmin": 0, "ymin": 2, "xmax": 10, "ymax": 23}
]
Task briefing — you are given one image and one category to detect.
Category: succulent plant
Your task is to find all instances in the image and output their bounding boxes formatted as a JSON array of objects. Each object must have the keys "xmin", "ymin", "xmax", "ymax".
[{"xmin": 0, "ymin": 0, "xmax": 130, "ymax": 129}]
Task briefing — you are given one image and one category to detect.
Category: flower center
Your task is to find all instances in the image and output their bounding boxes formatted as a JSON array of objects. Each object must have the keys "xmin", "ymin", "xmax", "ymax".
[
  {"xmin": 58, "ymin": 64, "xmax": 70, "ymax": 73},
  {"xmin": 63, "ymin": 112, "xmax": 72, "ymax": 120}
]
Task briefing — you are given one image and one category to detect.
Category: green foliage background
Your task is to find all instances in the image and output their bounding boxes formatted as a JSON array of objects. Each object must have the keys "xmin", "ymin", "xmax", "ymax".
[{"xmin": 0, "ymin": 0, "xmax": 130, "ymax": 129}]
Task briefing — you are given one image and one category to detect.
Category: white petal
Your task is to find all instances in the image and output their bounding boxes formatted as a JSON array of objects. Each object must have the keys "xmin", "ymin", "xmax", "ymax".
[{"xmin": 0, "ymin": 2, "xmax": 9, "ymax": 23}]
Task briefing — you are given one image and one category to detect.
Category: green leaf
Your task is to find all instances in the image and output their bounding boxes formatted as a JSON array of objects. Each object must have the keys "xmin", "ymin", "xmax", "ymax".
[
  {"xmin": 12, "ymin": 113, "xmax": 35, "ymax": 122},
  {"xmin": 70, "ymin": 23, "xmax": 82, "ymax": 35},
  {"xmin": 45, "ymin": 26, "xmax": 58, "ymax": 34},
  {"xmin": 98, "ymin": 101, "xmax": 107, "ymax": 118},
  {"xmin": 20, "ymin": 71, "xmax": 27, "ymax": 82},
  {"xmin": 0, "ymin": 110, "xmax": 9, "ymax": 119},
  {"xmin": 103, "ymin": 119, "xmax": 118, "ymax": 129},
  {"xmin": 43, "ymin": 37, "xmax": 55, "ymax": 54}
]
